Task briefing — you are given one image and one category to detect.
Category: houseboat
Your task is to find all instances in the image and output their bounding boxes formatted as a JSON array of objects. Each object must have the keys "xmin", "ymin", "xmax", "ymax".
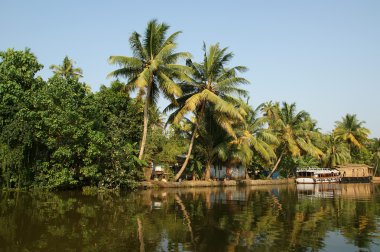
[
  {"xmin": 335, "ymin": 164, "xmax": 373, "ymax": 183},
  {"xmin": 296, "ymin": 168, "xmax": 341, "ymax": 184}
]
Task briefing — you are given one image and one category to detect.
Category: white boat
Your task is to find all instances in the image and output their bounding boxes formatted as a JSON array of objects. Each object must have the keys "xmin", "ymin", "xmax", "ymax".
[{"xmin": 296, "ymin": 168, "xmax": 341, "ymax": 184}]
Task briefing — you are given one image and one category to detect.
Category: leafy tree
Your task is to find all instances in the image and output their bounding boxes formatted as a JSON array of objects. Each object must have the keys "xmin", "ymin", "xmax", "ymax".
[
  {"xmin": 50, "ymin": 56, "xmax": 83, "ymax": 80},
  {"xmin": 85, "ymin": 81, "xmax": 145, "ymax": 189},
  {"xmin": 166, "ymin": 43, "xmax": 249, "ymax": 180},
  {"xmin": 32, "ymin": 75, "xmax": 91, "ymax": 189},
  {"xmin": 0, "ymin": 48, "xmax": 44, "ymax": 188},
  {"xmin": 108, "ymin": 19, "xmax": 190, "ymax": 160}
]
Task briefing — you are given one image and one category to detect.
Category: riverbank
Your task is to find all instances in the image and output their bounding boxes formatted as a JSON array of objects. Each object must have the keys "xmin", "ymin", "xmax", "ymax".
[{"xmin": 138, "ymin": 178, "xmax": 295, "ymax": 189}]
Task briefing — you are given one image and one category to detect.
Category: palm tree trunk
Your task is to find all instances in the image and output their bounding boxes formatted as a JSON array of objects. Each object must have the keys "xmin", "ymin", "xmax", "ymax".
[
  {"xmin": 138, "ymin": 84, "xmax": 152, "ymax": 160},
  {"xmin": 267, "ymin": 152, "xmax": 284, "ymax": 179},
  {"xmin": 174, "ymin": 121, "xmax": 199, "ymax": 181},
  {"xmin": 205, "ymin": 161, "xmax": 212, "ymax": 180}
]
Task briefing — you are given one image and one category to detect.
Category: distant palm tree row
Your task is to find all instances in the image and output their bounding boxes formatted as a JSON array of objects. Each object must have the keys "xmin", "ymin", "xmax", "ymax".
[{"xmin": 108, "ymin": 19, "xmax": 375, "ymax": 180}]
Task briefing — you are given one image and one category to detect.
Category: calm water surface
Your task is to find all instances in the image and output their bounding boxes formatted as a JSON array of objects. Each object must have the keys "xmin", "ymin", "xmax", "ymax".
[{"xmin": 1, "ymin": 183, "xmax": 380, "ymax": 251}]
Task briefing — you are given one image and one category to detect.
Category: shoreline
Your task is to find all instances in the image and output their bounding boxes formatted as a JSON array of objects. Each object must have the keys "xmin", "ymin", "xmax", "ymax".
[
  {"xmin": 138, "ymin": 177, "xmax": 380, "ymax": 189},
  {"xmin": 138, "ymin": 178, "xmax": 295, "ymax": 189}
]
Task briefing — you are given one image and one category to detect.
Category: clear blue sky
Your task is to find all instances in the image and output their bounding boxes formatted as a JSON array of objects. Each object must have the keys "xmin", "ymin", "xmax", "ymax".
[{"xmin": 1, "ymin": 0, "xmax": 379, "ymax": 137}]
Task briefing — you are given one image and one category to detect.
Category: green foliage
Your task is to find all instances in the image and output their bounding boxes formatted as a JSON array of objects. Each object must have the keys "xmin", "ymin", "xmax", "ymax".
[
  {"xmin": 0, "ymin": 48, "xmax": 44, "ymax": 188},
  {"xmin": 0, "ymin": 49, "xmax": 145, "ymax": 190},
  {"xmin": 99, "ymin": 143, "xmax": 146, "ymax": 190},
  {"xmin": 0, "ymin": 21, "xmax": 378, "ymax": 187}
]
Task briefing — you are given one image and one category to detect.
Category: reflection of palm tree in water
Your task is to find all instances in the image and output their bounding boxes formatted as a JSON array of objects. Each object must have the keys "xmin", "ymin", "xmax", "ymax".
[
  {"xmin": 175, "ymin": 194, "xmax": 195, "ymax": 247},
  {"xmin": 137, "ymin": 217, "xmax": 145, "ymax": 252}
]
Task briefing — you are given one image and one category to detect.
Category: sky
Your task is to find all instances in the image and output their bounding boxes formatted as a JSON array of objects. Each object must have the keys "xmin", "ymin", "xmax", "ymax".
[{"xmin": 1, "ymin": 0, "xmax": 379, "ymax": 137}]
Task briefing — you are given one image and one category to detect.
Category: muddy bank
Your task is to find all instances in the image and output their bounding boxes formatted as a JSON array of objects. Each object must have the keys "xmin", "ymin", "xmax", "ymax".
[{"xmin": 138, "ymin": 179, "xmax": 295, "ymax": 189}]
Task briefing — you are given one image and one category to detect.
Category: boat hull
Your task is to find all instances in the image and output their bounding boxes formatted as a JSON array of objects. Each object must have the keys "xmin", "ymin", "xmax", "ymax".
[{"xmin": 296, "ymin": 177, "xmax": 341, "ymax": 184}]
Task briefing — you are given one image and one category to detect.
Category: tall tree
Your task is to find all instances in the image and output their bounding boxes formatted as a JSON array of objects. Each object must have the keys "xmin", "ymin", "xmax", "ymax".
[
  {"xmin": 322, "ymin": 133, "xmax": 351, "ymax": 168},
  {"xmin": 166, "ymin": 43, "xmax": 249, "ymax": 180},
  {"xmin": 264, "ymin": 102, "xmax": 323, "ymax": 178},
  {"xmin": 108, "ymin": 19, "xmax": 190, "ymax": 160},
  {"xmin": 50, "ymin": 56, "xmax": 83, "ymax": 80},
  {"xmin": 370, "ymin": 138, "xmax": 380, "ymax": 176},
  {"xmin": 224, "ymin": 106, "xmax": 279, "ymax": 178},
  {"xmin": 0, "ymin": 48, "xmax": 44, "ymax": 188},
  {"xmin": 334, "ymin": 114, "xmax": 370, "ymax": 154},
  {"xmin": 240, "ymin": 106, "xmax": 279, "ymax": 164}
]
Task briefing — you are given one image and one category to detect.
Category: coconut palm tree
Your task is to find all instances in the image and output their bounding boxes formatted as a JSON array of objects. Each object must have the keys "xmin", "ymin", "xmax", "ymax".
[
  {"xmin": 242, "ymin": 106, "xmax": 279, "ymax": 163},
  {"xmin": 264, "ymin": 102, "xmax": 323, "ymax": 178},
  {"xmin": 370, "ymin": 138, "xmax": 380, "ymax": 176},
  {"xmin": 261, "ymin": 101, "xmax": 280, "ymax": 124},
  {"xmin": 322, "ymin": 133, "xmax": 351, "ymax": 168},
  {"xmin": 50, "ymin": 56, "xmax": 83, "ymax": 80},
  {"xmin": 108, "ymin": 19, "xmax": 190, "ymax": 159},
  {"xmin": 334, "ymin": 114, "xmax": 370, "ymax": 153},
  {"xmin": 165, "ymin": 43, "xmax": 249, "ymax": 180},
  {"xmin": 225, "ymin": 106, "xmax": 279, "ymax": 178}
]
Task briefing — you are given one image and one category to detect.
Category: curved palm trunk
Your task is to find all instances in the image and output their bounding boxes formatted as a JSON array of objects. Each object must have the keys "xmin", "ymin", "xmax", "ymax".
[
  {"xmin": 138, "ymin": 84, "xmax": 152, "ymax": 160},
  {"xmin": 267, "ymin": 152, "xmax": 284, "ymax": 179},
  {"xmin": 174, "ymin": 121, "xmax": 199, "ymax": 181}
]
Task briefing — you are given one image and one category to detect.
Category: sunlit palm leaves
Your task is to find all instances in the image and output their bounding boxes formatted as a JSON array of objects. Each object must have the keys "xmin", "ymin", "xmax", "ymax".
[
  {"xmin": 167, "ymin": 43, "xmax": 249, "ymax": 133},
  {"xmin": 165, "ymin": 43, "xmax": 249, "ymax": 180},
  {"xmin": 263, "ymin": 102, "xmax": 323, "ymax": 177},
  {"xmin": 231, "ymin": 106, "xmax": 279, "ymax": 167},
  {"xmin": 334, "ymin": 114, "xmax": 370, "ymax": 149}
]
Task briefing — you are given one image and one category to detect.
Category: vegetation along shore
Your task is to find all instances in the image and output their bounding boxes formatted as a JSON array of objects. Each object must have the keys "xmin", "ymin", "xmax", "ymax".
[{"xmin": 1, "ymin": 19, "xmax": 379, "ymax": 191}]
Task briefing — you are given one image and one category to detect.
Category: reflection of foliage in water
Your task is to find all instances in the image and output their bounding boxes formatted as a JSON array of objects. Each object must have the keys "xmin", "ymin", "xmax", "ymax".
[{"xmin": 0, "ymin": 185, "xmax": 379, "ymax": 251}]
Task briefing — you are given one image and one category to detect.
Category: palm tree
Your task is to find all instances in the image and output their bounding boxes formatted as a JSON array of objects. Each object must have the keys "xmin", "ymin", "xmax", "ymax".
[
  {"xmin": 322, "ymin": 133, "xmax": 351, "ymax": 168},
  {"xmin": 108, "ymin": 19, "xmax": 190, "ymax": 160},
  {"xmin": 334, "ymin": 114, "xmax": 370, "ymax": 152},
  {"xmin": 226, "ymin": 106, "xmax": 278, "ymax": 177},
  {"xmin": 165, "ymin": 43, "xmax": 249, "ymax": 180},
  {"xmin": 243, "ymin": 106, "xmax": 279, "ymax": 163},
  {"xmin": 50, "ymin": 56, "xmax": 83, "ymax": 80},
  {"xmin": 264, "ymin": 102, "xmax": 323, "ymax": 178},
  {"xmin": 261, "ymin": 101, "xmax": 280, "ymax": 124},
  {"xmin": 370, "ymin": 138, "xmax": 380, "ymax": 176}
]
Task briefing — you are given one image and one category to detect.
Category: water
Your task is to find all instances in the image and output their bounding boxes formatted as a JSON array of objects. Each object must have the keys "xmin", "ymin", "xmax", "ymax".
[{"xmin": 1, "ymin": 183, "xmax": 379, "ymax": 251}]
